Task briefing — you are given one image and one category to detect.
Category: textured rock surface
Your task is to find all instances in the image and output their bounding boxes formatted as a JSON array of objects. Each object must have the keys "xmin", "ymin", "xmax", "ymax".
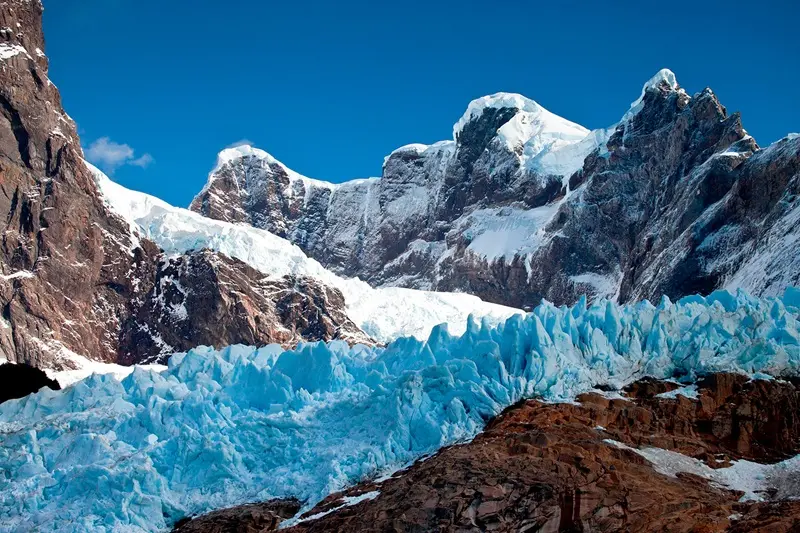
[
  {"xmin": 121, "ymin": 249, "xmax": 371, "ymax": 364},
  {"xmin": 0, "ymin": 0, "xmax": 161, "ymax": 367},
  {"xmin": 264, "ymin": 374, "xmax": 800, "ymax": 532},
  {"xmin": 0, "ymin": 1, "xmax": 370, "ymax": 369},
  {"xmin": 192, "ymin": 79, "xmax": 799, "ymax": 310},
  {"xmin": 172, "ymin": 499, "xmax": 301, "ymax": 533}
]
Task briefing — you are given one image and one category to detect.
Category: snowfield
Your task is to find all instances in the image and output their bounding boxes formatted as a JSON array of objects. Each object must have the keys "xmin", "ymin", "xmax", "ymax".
[
  {"xmin": 87, "ymin": 162, "xmax": 522, "ymax": 343},
  {"xmin": 0, "ymin": 289, "xmax": 798, "ymax": 532}
]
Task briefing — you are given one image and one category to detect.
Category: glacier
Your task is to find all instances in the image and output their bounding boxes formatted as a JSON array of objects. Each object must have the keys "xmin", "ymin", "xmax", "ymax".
[{"xmin": 0, "ymin": 289, "xmax": 799, "ymax": 532}]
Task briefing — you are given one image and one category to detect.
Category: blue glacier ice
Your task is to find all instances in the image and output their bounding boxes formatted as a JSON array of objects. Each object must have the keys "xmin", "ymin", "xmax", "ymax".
[{"xmin": 0, "ymin": 289, "xmax": 798, "ymax": 532}]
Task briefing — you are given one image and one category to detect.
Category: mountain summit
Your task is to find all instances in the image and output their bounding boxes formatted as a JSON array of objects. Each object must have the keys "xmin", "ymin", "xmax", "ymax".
[{"xmin": 191, "ymin": 70, "xmax": 799, "ymax": 309}]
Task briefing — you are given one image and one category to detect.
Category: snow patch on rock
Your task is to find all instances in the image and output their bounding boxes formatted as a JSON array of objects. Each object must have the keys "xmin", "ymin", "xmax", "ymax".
[
  {"xmin": 655, "ymin": 384, "xmax": 699, "ymax": 400},
  {"xmin": 621, "ymin": 68, "xmax": 681, "ymax": 123},
  {"xmin": 458, "ymin": 203, "xmax": 563, "ymax": 263},
  {"xmin": 0, "ymin": 43, "xmax": 29, "ymax": 60},
  {"xmin": 605, "ymin": 439, "xmax": 800, "ymax": 501}
]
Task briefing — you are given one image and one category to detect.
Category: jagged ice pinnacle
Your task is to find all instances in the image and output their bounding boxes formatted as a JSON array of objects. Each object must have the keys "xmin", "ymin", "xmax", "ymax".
[{"xmin": 0, "ymin": 288, "xmax": 798, "ymax": 532}]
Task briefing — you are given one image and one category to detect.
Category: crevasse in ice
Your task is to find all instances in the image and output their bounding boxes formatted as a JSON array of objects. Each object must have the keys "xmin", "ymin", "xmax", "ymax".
[{"xmin": 0, "ymin": 289, "xmax": 798, "ymax": 532}]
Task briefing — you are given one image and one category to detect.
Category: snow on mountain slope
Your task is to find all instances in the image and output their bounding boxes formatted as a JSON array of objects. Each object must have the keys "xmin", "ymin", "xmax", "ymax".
[
  {"xmin": 189, "ymin": 98, "xmax": 602, "ymax": 299},
  {"xmin": 0, "ymin": 289, "xmax": 798, "ymax": 532},
  {"xmin": 454, "ymin": 91, "xmax": 596, "ymax": 178},
  {"xmin": 189, "ymin": 68, "xmax": 800, "ymax": 316},
  {"xmin": 455, "ymin": 202, "xmax": 564, "ymax": 264},
  {"xmin": 723, "ymin": 136, "xmax": 800, "ymax": 296},
  {"xmin": 46, "ymin": 352, "xmax": 167, "ymax": 388},
  {"xmin": 197, "ymin": 69, "xmax": 759, "ymax": 310},
  {"xmin": 90, "ymin": 163, "xmax": 522, "ymax": 342},
  {"xmin": 205, "ymin": 144, "xmax": 339, "ymax": 198}
]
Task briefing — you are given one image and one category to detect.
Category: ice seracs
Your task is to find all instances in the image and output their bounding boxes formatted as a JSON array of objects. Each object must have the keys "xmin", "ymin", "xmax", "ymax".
[{"xmin": 0, "ymin": 289, "xmax": 798, "ymax": 532}]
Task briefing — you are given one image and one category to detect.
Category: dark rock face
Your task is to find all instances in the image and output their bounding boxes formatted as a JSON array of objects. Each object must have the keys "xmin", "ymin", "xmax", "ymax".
[
  {"xmin": 172, "ymin": 499, "xmax": 301, "ymax": 533},
  {"xmin": 0, "ymin": 1, "xmax": 370, "ymax": 370},
  {"xmin": 121, "ymin": 250, "xmax": 372, "ymax": 364},
  {"xmin": 0, "ymin": 362, "xmax": 59, "ymax": 403},
  {"xmin": 193, "ymin": 79, "xmax": 799, "ymax": 310},
  {"xmin": 0, "ymin": 0, "xmax": 162, "ymax": 367}
]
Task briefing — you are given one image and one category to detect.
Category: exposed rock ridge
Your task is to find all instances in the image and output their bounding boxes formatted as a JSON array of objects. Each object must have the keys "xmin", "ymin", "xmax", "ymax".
[
  {"xmin": 121, "ymin": 249, "xmax": 372, "ymax": 364},
  {"xmin": 192, "ymin": 73, "xmax": 799, "ymax": 309}
]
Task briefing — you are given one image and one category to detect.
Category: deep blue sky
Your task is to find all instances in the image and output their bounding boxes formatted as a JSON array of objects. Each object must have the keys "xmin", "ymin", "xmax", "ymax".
[{"xmin": 43, "ymin": 0, "xmax": 799, "ymax": 207}]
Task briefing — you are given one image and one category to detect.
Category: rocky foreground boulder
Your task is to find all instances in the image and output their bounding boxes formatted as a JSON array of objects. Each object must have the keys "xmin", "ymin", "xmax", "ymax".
[{"xmin": 174, "ymin": 373, "xmax": 800, "ymax": 532}]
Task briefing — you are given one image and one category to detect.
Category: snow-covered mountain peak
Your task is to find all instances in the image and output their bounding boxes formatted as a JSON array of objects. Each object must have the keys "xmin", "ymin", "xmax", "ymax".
[
  {"xmin": 453, "ymin": 92, "xmax": 588, "ymax": 141},
  {"xmin": 212, "ymin": 144, "xmax": 278, "ymax": 173},
  {"xmin": 622, "ymin": 68, "xmax": 684, "ymax": 123},
  {"xmin": 453, "ymin": 91, "xmax": 593, "ymax": 178},
  {"xmin": 643, "ymin": 68, "xmax": 679, "ymax": 92},
  {"xmin": 453, "ymin": 92, "xmax": 543, "ymax": 137},
  {"xmin": 201, "ymin": 143, "xmax": 338, "ymax": 203}
]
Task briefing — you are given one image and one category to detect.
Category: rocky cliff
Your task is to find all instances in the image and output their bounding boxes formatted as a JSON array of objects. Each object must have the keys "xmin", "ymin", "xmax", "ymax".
[
  {"xmin": 120, "ymin": 250, "xmax": 370, "ymax": 364},
  {"xmin": 0, "ymin": 0, "xmax": 159, "ymax": 367},
  {"xmin": 191, "ymin": 73, "xmax": 799, "ymax": 310},
  {"xmin": 0, "ymin": 0, "xmax": 370, "ymax": 368}
]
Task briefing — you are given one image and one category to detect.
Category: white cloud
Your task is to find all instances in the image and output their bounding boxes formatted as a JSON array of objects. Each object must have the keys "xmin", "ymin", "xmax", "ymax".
[
  {"xmin": 130, "ymin": 153, "xmax": 154, "ymax": 168},
  {"xmin": 225, "ymin": 139, "xmax": 255, "ymax": 149},
  {"xmin": 85, "ymin": 137, "xmax": 154, "ymax": 173}
]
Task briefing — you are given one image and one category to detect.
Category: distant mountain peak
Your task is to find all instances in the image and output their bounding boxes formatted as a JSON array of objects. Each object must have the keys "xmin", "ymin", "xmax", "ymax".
[
  {"xmin": 453, "ymin": 91, "xmax": 589, "ymax": 142},
  {"xmin": 622, "ymin": 68, "xmax": 683, "ymax": 123},
  {"xmin": 212, "ymin": 144, "xmax": 279, "ymax": 172},
  {"xmin": 643, "ymin": 68, "xmax": 679, "ymax": 92}
]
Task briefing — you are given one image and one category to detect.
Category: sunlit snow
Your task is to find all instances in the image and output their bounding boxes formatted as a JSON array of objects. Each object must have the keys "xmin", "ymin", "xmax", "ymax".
[{"xmin": 88, "ymin": 162, "xmax": 522, "ymax": 343}]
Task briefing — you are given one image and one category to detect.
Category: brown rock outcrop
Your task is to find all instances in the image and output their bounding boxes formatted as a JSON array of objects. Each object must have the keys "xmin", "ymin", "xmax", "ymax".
[
  {"xmin": 172, "ymin": 499, "xmax": 301, "ymax": 533},
  {"xmin": 0, "ymin": 0, "xmax": 162, "ymax": 367},
  {"xmin": 121, "ymin": 249, "xmax": 372, "ymax": 364}
]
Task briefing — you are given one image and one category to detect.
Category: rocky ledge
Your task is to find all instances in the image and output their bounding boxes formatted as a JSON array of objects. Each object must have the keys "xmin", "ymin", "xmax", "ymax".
[{"xmin": 174, "ymin": 372, "xmax": 800, "ymax": 532}]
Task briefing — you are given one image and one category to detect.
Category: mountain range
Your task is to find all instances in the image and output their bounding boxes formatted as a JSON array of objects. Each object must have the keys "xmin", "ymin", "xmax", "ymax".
[
  {"xmin": 191, "ymin": 73, "xmax": 800, "ymax": 311},
  {"xmin": 1, "ymin": 1, "xmax": 799, "ymax": 532},
  {"xmin": 2, "ymin": 0, "xmax": 799, "ymax": 373}
]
